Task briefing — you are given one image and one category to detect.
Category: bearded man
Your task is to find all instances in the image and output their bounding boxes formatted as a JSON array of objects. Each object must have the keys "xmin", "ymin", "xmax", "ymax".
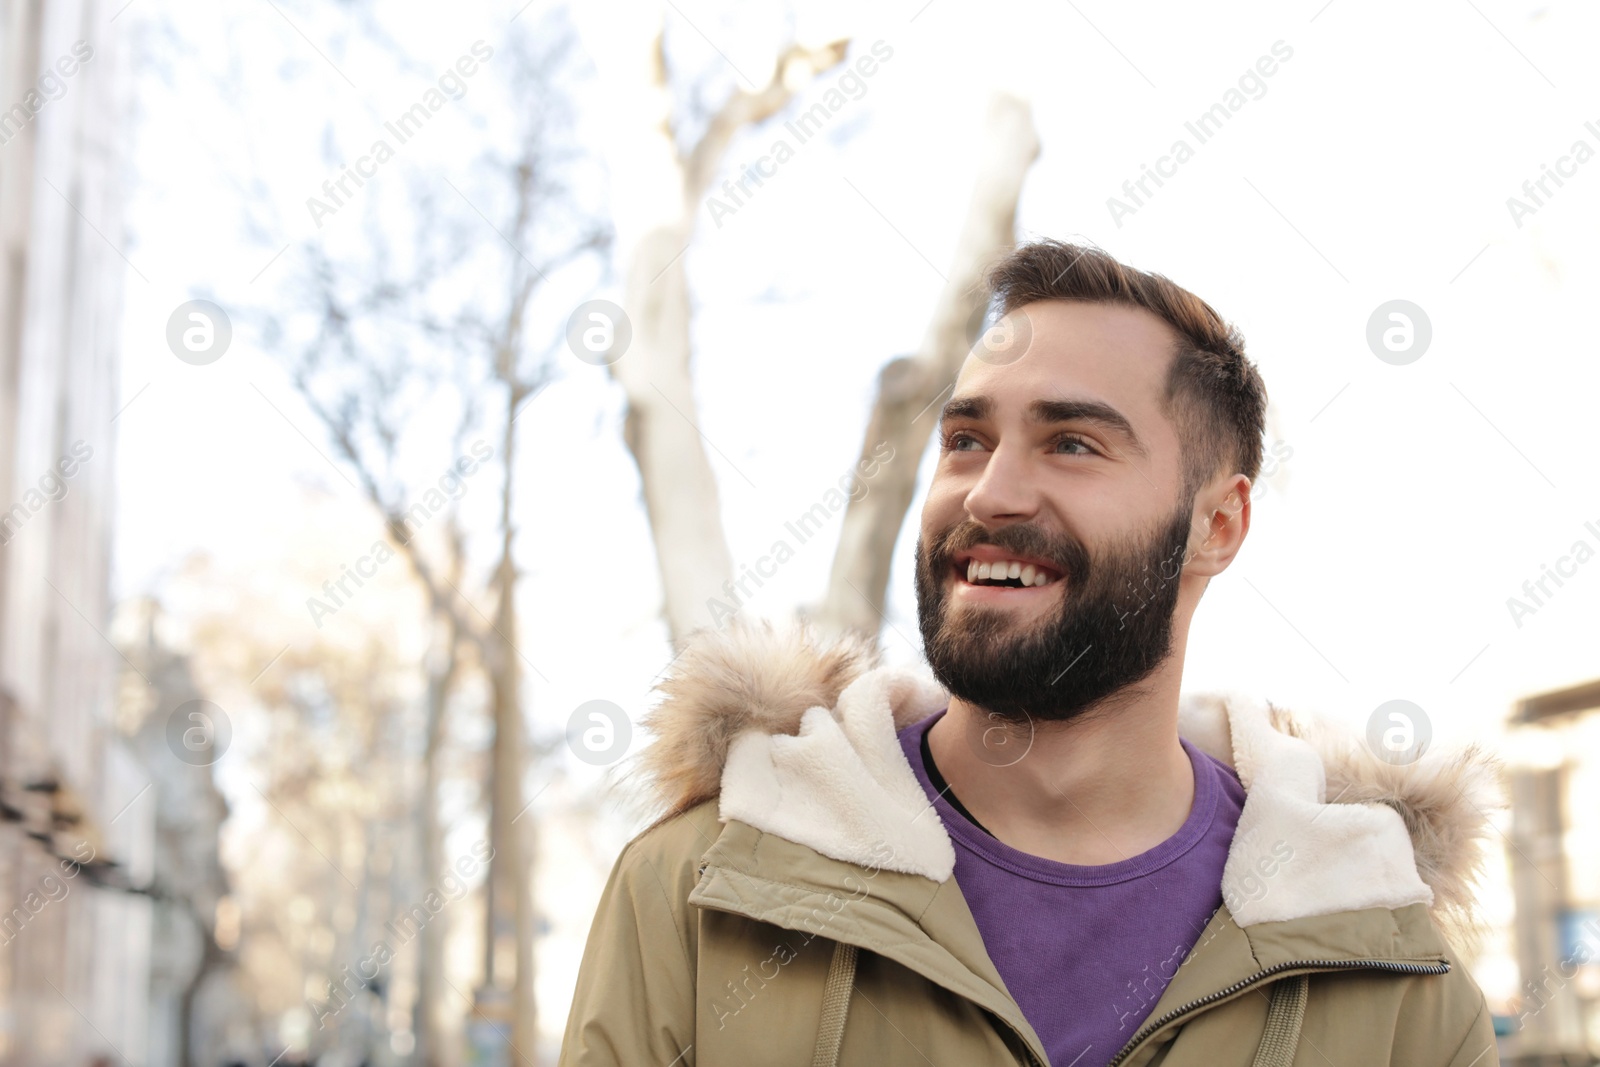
[{"xmin": 559, "ymin": 240, "xmax": 1501, "ymax": 1067}]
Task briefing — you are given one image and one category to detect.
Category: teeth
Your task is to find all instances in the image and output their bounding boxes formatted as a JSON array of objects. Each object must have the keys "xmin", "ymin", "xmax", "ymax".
[{"xmin": 963, "ymin": 558, "xmax": 1060, "ymax": 586}]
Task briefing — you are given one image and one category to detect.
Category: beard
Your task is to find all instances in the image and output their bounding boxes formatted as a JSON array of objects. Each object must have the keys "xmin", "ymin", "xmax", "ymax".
[{"xmin": 913, "ymin": 496, "xmax": 1194, "ymax": 729}]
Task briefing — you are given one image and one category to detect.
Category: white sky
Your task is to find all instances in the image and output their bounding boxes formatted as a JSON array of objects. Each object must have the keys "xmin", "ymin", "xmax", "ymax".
[{"xmin": 108, "ymin": 0, "xmax": 1599, "ymax": 1039}]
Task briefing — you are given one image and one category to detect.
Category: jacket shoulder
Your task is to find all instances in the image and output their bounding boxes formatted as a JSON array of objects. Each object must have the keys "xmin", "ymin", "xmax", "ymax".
[
  {"xmin": 1378, "ymin": 909, "xmax": 1500, "ymax": 1067},
  {"xmin": 619, "ymin": 798, "xmax": 722, "ymax": 895},
  {"xmin": 1324, "ymin": 908, "xmax": 1497, "ymax": 1067},
  {"xmin": 558, "ymin": 800, "xmax": 722, "ymax": 1067},
  {"xmin": 604, "ymin": 798, "xmax": 724, "ymax": 963}
]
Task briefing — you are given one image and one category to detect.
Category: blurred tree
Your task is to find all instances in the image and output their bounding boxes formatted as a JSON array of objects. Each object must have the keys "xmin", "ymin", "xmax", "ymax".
[
  {"xmin": 576, "ymin": 4, "xmax": 1040, "ymax": 649},
  {"xmin": 574, "ymin": 2, "xmax": 851, "ymax": 649},
  {"xmin": 813, "ymin": 94, "xmax": 1039, "ymax": 640},
  {"xmin": 160, "ymin": 538, "xmax": 452, "ymax": 1064},
  {"xmin": 119, "ymin": 599, "xmax": 243, "ymax": 1067},
  {"xmin": 249, "ymin": 13, "xmax": 607, "ymax": 1062}
]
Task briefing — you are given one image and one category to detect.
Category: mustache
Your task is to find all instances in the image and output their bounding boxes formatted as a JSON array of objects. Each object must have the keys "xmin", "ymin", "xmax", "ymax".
[{"xmin": 935, "ymin": 521, "xmax": 1084, "ymax": 579}]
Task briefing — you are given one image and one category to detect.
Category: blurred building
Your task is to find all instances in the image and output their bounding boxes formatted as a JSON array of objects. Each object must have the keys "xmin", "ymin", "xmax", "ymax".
[
  {"xmin": 0, "ymin": 0, "xmax": 146, "ymax": 1063},
  {"xmin": 1503, "ymin": 677, "xmax": 1600, "ymax": 1066},
  {"xmin": 123, "ymin": 610, "xmax": 240, "ymax": 1067}
]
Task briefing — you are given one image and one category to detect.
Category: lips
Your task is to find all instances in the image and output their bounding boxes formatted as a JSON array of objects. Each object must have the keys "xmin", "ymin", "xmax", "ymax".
[
  {"xmin": 952, "ymin": 546, "xmax": 1064, "ymax": 585},
  {"xmin": 947, "ymin": 550, "xmax": 1067, "ymax": 598}
]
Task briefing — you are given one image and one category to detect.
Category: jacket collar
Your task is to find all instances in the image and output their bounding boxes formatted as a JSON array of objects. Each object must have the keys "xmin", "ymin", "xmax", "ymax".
[
  {"xmin": 687, "ymin": 810, "xmax": 1455, "ymax": 1067},
  {"xmin": 638, "ymin": 617, "xmax": 1503, "ymax": 952}
]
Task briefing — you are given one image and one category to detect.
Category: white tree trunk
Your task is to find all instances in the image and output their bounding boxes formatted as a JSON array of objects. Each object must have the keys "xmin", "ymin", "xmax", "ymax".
[
  {"xmin": 575, "ymin": 6, "xmax": 729, "ymax": 649},
  {"xmin": 576, "ymin": 3, "xmax": 849, "ymax": 648},
  {"xmin": 617, "ymin": 223, "xmax": 736, "ymax": 649},
  {"xmin": 812, "ymin": 94, "xmax": 1041, "ymax": 642}
]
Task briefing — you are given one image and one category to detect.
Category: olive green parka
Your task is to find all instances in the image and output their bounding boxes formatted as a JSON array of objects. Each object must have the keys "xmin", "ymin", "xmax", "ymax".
[{"xmin": 559, "ymin": 620, "xmax": 1504, "ymax": 1067}]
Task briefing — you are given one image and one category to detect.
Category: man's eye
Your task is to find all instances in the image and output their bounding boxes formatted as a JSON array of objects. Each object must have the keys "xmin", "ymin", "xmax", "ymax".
[
  {"xmin": 940, "ymin": 431, "xmax": 979, "ymax": 452},
  {"xmin": 941, "ymin": 431, "xmax": 1098, "ymax": 455}
]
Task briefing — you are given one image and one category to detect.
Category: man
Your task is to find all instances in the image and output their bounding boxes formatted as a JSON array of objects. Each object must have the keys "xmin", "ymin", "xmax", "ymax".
[{"xmin": 559, "ymin": 240, "xmax": 1502, "ymax": 1066}]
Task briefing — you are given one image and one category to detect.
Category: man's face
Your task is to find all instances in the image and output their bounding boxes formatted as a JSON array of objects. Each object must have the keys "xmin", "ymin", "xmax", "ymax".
[{"xmin": 913, "ymin": 299, "xmax": 1198, "ymax": 725}]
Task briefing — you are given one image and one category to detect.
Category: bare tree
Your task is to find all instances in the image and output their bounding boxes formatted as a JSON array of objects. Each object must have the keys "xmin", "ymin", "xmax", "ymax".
[
  {"xmin": 180, "ymin": 557, "xmax": 429, "ymax": 1063},
  {"xmin": 576, "ymin": 1, "xmax": 1042, "ymax": 649},
  {"xmin": 415, "ymin": 536, "xmax": 466, "ymax": 1060},
  {"xmin": 575, "ymin": 5, "xmax": 850, "ymax": 648},
  {"xmin": 253, "ymin": 18, "xmax": 606, "ymax": 1064},
  {"xmin": 813, "ymin": 94, "xmax": 1040, "ymax": 640}
]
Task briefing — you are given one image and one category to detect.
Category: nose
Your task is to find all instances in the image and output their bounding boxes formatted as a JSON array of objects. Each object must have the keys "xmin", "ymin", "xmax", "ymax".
[{"xmin": 961, "ymin": 438, "xmax": 1041, "ymax": 526}]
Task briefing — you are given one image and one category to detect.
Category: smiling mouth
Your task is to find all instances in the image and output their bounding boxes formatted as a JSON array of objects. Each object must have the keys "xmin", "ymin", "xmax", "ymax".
[{"xmin": 949, "ymin": 555, "xmax": 1065, "ymax": 591}]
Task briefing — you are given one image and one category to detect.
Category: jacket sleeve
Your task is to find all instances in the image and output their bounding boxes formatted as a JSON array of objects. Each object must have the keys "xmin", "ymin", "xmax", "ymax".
[
  {"xmin": 558, "ymin": 833, "xmax": 699, "ymax": 1067},
  {"xmin": 1443, "ymin": 995, "xmax": 1501, "ymax": 1067}
]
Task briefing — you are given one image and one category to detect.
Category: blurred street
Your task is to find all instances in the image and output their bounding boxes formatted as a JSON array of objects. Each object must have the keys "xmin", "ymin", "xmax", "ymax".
[{"xmin": 2, "ymin": 0, "xmax": 1599, "ymax": 1064}]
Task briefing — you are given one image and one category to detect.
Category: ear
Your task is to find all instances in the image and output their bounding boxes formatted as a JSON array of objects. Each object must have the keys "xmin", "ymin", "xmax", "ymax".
[{"xmin": 1186, "ymin": 473, "xmax": 1251, "ymax": 577}]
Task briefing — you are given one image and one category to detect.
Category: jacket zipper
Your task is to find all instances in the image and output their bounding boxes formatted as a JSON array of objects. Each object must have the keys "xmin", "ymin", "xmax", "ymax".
[
  {"xmin": 1104, "ymin": 957, "xmax": 1450, "ymax": 1067},
  {"xmin": 696, "ymin": 865, "xmax": 1442, "ymax": 1067}
]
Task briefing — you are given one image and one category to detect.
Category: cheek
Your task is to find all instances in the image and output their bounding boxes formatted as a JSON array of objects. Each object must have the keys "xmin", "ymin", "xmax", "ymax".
[{"xmin": 920, "ymin": 483, "xmax": 964, "ymax": 529}]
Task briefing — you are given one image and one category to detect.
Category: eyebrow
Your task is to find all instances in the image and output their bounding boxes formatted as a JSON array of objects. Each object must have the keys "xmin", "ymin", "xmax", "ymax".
[{"xmin": 939, "ymin": 394, "xmax": 1150, "ymax": 458}]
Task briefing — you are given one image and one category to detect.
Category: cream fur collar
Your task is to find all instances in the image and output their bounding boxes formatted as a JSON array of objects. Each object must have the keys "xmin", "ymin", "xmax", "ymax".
[{"xmin": 635, "ymin": 618, "xmax": 1503, "ymax": 945}]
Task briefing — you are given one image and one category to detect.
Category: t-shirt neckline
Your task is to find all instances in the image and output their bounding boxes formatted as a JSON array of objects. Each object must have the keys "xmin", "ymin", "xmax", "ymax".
[{"xmin": 906, "ymin": 707, "xmax": 1222, "ymax": 887}]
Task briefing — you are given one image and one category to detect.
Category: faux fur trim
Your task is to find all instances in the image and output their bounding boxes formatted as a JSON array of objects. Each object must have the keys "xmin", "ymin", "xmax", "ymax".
[
  {"xmin": 632, "ymin": 618, "xmax": 1504, "ymax": 945},
  {"xmin": 718, "ymin": 660, "xmax": 956, "ymax": 882},
  {"xmin": 637, "ymin": 617, "xmax": 883, "ymax": 820}
]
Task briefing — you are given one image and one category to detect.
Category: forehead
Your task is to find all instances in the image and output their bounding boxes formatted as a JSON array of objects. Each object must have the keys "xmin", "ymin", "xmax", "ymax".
[{"xmin": 953, "ymin": 299, "xmax": 1181, "ymax": 437}]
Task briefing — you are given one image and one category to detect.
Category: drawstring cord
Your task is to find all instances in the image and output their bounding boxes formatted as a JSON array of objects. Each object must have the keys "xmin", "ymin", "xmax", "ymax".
[
  {"xmin": 1250, "ymin": 974, "xmax": 1310, "ymax": 1066},
  {"xmin": 810, "ymin": 941, "xmax": 859, "ymax": 1067}
]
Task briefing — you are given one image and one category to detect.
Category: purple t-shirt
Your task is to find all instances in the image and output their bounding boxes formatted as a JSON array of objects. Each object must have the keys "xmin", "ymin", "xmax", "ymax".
[{"xmin": 898, "ymin": 709, "xmax": 1245, "ymax": 1067}]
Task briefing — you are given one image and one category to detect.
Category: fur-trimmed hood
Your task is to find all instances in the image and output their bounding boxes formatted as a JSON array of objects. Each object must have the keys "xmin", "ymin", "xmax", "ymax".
[{"xmin": 635, "ymin": 617, "xmax": 1505, "ymax": 952}]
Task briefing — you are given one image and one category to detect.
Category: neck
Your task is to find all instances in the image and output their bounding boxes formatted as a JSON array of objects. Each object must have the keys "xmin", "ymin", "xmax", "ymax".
[{"xmin": 925, "ymin": 652, "xmax": 1194, "ymax": 866}]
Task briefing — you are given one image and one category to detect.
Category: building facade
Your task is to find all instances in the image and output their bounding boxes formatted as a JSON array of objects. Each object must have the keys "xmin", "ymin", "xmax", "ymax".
[
  {"xmin": 0, "ymin": 0, "xmax": 147, "ymax": 1062},
  {"xmin": 1504, "ymin": 677, "xmax": 1600, "ymax": 1066}
]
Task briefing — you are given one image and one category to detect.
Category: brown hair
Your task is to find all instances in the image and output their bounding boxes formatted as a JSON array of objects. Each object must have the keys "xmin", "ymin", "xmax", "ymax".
[{"xmin": 984, "ymin": 239, "xmax": 1267, "ymax": 500}]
